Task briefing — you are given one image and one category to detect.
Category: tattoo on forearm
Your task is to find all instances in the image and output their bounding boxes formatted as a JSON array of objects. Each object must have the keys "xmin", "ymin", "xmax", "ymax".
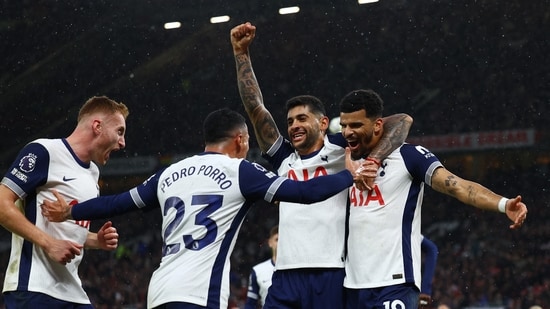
[
  {"xmin": 235, "ymin": 54, "xmax": 261, "ymax": 112},
  {"xmin": 370, "ymin": 116, "xmax": 410, "ymax": 160},
  {"xmin": 437, "ymin": 174, "xmax": 460, "ymax": 196},
  {"xmin": 444, "ymin": 175, "xmax": 457, "ymax": 187},
  {"xmin": 258, "ymin": 115, "xmax": 279, "ymax": 145},
  {"xmin": 235, "ymin": 54, "xmax": 279, "ymax": 151},
  {"xmin": 466, "ymin": 185, "xmax": 477, "ymax": 204}
]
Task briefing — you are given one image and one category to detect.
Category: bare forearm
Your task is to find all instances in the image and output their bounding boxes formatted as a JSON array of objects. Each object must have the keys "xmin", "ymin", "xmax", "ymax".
[
  {"xmin": 85, "ymin": 232, "xmax": 99, "ymax": 249},
  {"xmin": 431, "ymin": 167, "xmax": 527, "ymax": 229},
  {"xmin": 0, "ymin": 201, "xmax": 51, "ymax": 249},
  {"xmin": 234, "ymin": 53, "xmax": 280, "ymax": 151},
  {"xmin": 235, "ymin": 53, "xmax": 262, "ymax": 115},
  {"xmin": 369, "ymin": 113, "xmax": 412, "ymax": 161},
  {"xmin": 432, "ymin": 169, "xmax": 502, "ymax": 212}
]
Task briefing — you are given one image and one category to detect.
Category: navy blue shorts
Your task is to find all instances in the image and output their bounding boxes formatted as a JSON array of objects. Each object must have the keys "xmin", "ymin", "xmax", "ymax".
[
  {"xmin": 3, "ymin": 291, "xmax": 94, "ymax": 309},
  {"xmin": 264, "ymin": 268, "xmax": 346, "ymax": 309},
  {"xmin": 345, "ymin": 283, "xmax": 419, "ymax": 309},
  {"xmin": 152, "ymin": 302, "xmax": 206, "ymax": 309}
]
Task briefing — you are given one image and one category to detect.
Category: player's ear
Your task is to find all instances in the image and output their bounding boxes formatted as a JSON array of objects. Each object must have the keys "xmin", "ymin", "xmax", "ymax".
[
  {"xmin": 373, "ymin": 118, "xmax": 383, "ymax": 136},
  {"xmin": 231, "ymin": 133, "xmax": 242, "ymax": 151},
  {"xmin": 319, "ymin": 115, "xmax": 329, "ymax": 132},
  {"xmin": 92, "ymin": 119, "xmax": 102, "ymax": 135}
]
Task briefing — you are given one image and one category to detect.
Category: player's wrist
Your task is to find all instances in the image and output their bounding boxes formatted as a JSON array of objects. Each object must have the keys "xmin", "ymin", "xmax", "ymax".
[
  {"xmin": 366, "ymin": 157, "xmax": 381, "ymax": 167},
  {"xmin": 233, "ymin": 48, "xmax": 248, "ymax": 57},
  {"xmin": 498, "ymin": 197, "xmax": 508, "ymax": 213},
  {"xmin": 65, "ymin": 204, "xmax": 74, "ymax": 220}
]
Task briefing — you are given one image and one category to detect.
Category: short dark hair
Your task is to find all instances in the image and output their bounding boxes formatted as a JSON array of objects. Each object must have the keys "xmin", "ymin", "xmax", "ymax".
[
  {"xmin": 339, "ymin": 89, "xmax": 383, "ymax": 119},
  {"xmin": 203, "ymin": 108, "xmax": 246, "ymax": 144},
  {"xmin": 285, "ymin": 95, "xmax": 326, "ymax": 117}
]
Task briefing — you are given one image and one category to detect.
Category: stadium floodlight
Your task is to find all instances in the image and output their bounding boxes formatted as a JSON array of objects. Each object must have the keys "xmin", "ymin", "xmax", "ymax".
[
  {"xmin": 210, "ymin": 15, "xmax": 230, "ymax": 24},
  {"xmin": 164, "ymin": 22, "xmax": 181, "ymax": 30},
  {"xmin": 358, "ymin": 0, "xmax": 379, "ymax": 4},
  {"xmin": 279, "ymin": 6, "xmax": 300, "ymax": 15}
]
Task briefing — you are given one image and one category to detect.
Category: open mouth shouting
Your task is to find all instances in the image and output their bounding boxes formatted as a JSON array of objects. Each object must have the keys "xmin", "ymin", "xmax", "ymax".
[{"xmin": 347, "ymin": 139, "xmax": 359, "ymax": 151}]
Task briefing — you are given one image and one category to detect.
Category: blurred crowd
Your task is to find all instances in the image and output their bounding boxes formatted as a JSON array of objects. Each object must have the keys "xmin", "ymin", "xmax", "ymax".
[{"xmin": 1, "ymin": 0, "xmax": 549, "ymax": 170}]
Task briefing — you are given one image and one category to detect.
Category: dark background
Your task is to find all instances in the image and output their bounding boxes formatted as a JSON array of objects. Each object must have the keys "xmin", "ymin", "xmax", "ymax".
[{"xmin": 0, "ymin": 0, "xmax": 548, "ymax": 308}]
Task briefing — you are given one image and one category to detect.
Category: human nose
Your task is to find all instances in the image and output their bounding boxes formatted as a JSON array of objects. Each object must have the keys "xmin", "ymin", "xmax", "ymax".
[
  {"xmin": 118, "ymin": 136, "xmax": 126, "ymax": 149},
  {"xmin": 341, "ymin": 126, "xmax": 351, "ymax": 137},
  {"xmin": 288, "ymin": 119, "xmax": 299, "ymax": 131}
]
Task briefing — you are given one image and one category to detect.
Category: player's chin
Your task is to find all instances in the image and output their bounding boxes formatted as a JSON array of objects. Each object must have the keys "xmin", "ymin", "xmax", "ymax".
[
  {"xmin": 291, "ymin": 137, "xmax": 305, "ymax": 147},
  {"xmin": 101, "ymin": 153, "xmax": 111, "ymax": 165},
  {"xmin": 350, "ymin": 149, "xmax": 362, "ymax": 160}
]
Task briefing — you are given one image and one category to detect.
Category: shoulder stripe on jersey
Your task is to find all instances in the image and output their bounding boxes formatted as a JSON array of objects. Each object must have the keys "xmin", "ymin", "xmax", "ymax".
[
  {"xmin": 265, "ymin": 135, "xmax": 284, "ymax": 157},
  {"xmin": 1, "ymin": 177, "xmax": 25, "ymax": 199},
  {"xmin": 425, "ymin": 162, "xmax": 443, "ymax": 186},
  {"xmin": 129, "ymin": 187, "xmax": 146, "ymax": 209},
  {"xmin": 265, "ymin": 177, "xmax": 286, "ymax": 202}
]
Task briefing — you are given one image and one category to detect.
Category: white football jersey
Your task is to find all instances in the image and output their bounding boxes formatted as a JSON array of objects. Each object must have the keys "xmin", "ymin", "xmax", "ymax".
[
  {"xmin": 344, "ymin": 144, "xmax": 442, "ymax": 290},
  {"xmin": 247, "ymin": 258, "xmax": 275, "ymax": 306},
  {"xmin": 1, "ymin": 138, "xmax": 98, "ymax": 304},
  {"xmin": 64, "ymin": 151, "xmax": 353, "ymax": 308},
  {"xmin": 264, "ymin": 134, "xmax": 349, "ymax": 270},
  {"xmin": 145, "ymin": 152, "xmax": 352, "ymax": 308}
]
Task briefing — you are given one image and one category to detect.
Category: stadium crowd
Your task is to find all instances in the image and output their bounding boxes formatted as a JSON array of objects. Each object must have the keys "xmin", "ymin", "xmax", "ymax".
[{"xmin": 1, "ymin": 0, "xmax": 548, "ymax": 170}]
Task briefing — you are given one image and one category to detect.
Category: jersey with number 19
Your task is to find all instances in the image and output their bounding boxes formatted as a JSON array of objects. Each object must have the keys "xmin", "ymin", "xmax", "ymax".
[{"xmin": 345, "ymin": 143, "xmax": 442, "ymax": 290}]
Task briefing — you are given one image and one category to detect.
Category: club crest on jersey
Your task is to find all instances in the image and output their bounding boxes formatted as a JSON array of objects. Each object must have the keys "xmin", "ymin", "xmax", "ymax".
[
  {"xmin": 19, "ymin": 153, "xmax": 37, "ymax": 173},
  {"xmin": 380, "ymin": 162, "xmax": 388, "ymax": 177}
]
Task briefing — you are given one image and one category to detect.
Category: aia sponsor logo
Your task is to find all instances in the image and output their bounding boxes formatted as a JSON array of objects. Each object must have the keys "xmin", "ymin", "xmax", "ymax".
[
  {"xmin": 287, "ymin": 166, "xmax": 328, "ymax": 180},
  {"xmin": 349, "ymin": 185, "xmax": 385, "ymax": 207}
]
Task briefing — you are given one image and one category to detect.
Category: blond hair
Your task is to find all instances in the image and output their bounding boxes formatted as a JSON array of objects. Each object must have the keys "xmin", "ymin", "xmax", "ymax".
[{"xmin": 78, "ymin": 96, "xmax": 129, "ymax": 122}]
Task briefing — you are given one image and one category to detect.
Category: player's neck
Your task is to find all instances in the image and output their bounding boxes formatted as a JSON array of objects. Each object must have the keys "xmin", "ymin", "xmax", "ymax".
[{"xmin": 65, "ymin": 132, "xmax": 92, "ymax": 163}]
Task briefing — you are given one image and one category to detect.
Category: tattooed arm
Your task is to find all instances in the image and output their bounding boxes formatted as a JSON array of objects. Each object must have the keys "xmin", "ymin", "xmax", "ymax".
[
  {"xmin": 231, "ymin": 22, "xmax": 281, "ymax": 153},
  {"xmin": 430, "ymin": 166, "xmax": 527, "ymax": 229},
  {"xmin": 352, "ymin": 113, "xmax": 412, "ymax": 191},
  {"xmin": 368, "ymin": 113, "xmax": 413, "ymax": 162}
]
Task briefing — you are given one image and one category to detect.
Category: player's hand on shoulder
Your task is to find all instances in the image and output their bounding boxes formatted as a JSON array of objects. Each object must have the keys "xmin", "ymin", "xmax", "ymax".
[
  {"xmin": 345, "ymin": 147, "xmax": 376, "ymax": 191},
  {"xmin": 354, "ymin": 158, "xmax": 379, "ymax": 191}
]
